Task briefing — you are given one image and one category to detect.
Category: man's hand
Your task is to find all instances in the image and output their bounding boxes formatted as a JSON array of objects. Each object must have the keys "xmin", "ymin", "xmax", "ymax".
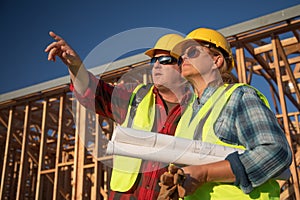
[
  {"xmin": 45, "ymin": 31, "xmax": 90, "ymax": 94},
  {"xmin": 45, "ymin": 31, "xmax": 82, "ymax": 70}
]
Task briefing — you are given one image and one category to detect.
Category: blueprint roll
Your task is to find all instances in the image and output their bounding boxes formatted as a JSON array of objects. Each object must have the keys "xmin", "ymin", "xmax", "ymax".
[
  {"xmin": 106, "ymin": 126, "xmax": 291, "ymax": 180},
  {"xmin": 106, "ymin": 126, "xmax": 244, "ymax": 165}
]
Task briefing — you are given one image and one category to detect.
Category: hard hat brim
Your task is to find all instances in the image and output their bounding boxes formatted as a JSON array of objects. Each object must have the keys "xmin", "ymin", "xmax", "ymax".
[
  {"xmin": 170, "ymin": 38, "xmax": 201, "ymax": 59},
  {"xmin": 145, "ymin": 34, "xmax": 185, "ymax": 58},
  {"xmin": 144, "ymin": 48, "xmax": 157, "ymax": 57}
]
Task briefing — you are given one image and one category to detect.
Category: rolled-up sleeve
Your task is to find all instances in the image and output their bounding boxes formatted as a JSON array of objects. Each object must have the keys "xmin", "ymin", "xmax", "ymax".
[
  {"xmin": 70, "ymin": 71, "xmax": 100, "ymax": 112},
  {"xmin": 70, "ymin": 71, "xmax": 134, "ymax": 123},
  {"xmin": 221, "ymin": 86, "xmax": 292, "ymax": 193}
]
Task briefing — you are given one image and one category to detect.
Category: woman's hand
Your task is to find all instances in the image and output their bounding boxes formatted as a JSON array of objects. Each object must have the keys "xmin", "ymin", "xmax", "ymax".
[{"xmin": 182, "ymin": 160, "xmax": 235, "ymax": 196}]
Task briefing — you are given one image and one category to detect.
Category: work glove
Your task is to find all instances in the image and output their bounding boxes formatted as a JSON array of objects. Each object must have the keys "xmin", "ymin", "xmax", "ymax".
[{"xmin": 158, "ymin": 164, "xmax": 186, "ymax": 200}]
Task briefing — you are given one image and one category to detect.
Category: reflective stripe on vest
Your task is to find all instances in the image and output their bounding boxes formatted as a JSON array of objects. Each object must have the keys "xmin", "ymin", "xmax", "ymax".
[
  {"xmin": 110, "ymin": 84, "xmax": 155, "ymax": 192},
  {"xmin": 175, "ymin": 83, "xmax": 279, "ymax": 200}
]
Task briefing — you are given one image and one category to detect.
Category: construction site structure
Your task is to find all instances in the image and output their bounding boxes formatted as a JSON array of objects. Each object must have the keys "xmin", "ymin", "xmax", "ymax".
[{"xmin": 0, "ymin": 4, "xmax": 300, "ymax": 200}]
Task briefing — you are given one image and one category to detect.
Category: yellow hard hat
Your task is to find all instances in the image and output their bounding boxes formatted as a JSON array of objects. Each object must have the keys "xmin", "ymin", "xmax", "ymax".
[
  {"xmin": 144, "ymin": 33, "xmax": 184, "ymax": 57},
  {"xmin": 171, "ymin": 28, "xmax": 234, "ymax": 70},
  {"xmin": 187, "ymin": 28, "xmax": 231, "ymax": 55}
]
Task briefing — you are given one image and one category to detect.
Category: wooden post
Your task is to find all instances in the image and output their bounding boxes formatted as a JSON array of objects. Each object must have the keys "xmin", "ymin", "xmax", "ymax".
[
  {"xmin": 53, "ymin": 94, "xmax": 66, "ymax": 200},
  {"xmin": 72, "ymin": 103, "xmax": 86, "ymax": 199},
  {"xmin": 236, "ymin": 42, "xmax": 247, "ymax": 83},
  {"xmin": 16, "ymin": 104, "xmax": 31, "ymax": 199},
  {"xmin": 35, "ymin": 99, "xmax": 49, "ymax": 200},
  {"xmin": 0, "ymin": 107, "xmax": 14, "ymax": 199}
]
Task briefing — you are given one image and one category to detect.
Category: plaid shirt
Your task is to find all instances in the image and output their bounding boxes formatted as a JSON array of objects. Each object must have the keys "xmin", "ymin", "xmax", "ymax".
[
  {"xmin": 194, "ymin": 84, "xmax": 292, "ymax": 193},
  {"xmin": 71, "ymin": 72, "xmax": 191, "ymax": 199}
]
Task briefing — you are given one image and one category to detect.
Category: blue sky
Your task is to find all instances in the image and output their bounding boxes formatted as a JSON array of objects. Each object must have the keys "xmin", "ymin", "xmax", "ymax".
[{"xmin": 0, "ymin": 0, "xmax": 299, "ymax": 95}]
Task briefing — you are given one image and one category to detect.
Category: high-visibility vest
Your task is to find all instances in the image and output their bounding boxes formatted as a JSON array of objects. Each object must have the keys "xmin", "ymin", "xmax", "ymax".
[
  {"xmin": 110, "ymin": 84, "xmax": 156, "ymax": 192},
  {"xmin": 174, "ymin": 83, "xmax": 279, "ymax": 200},
  {"xmin": 110, "ymin": 83, "xmax": 279, "ymax": 199}
]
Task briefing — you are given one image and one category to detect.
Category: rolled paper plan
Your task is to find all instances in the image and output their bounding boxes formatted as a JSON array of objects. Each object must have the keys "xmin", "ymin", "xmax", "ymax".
[
  {"xmin": 106, "ymin": 126, "xmax": 291, "ymax": 180},
  {"xmin": 106, "ymin": 126, "xmax": 244, "ymax": 165}
]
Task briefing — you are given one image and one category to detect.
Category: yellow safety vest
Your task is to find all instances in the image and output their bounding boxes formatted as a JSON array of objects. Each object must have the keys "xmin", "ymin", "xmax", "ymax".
[
  {"xmin": 174, "ymin": 83, "xmax": 279, "ymax": 200},
  {"xmin": 110, "ymin": 84, "xmax": 156, "ymax": 192}
]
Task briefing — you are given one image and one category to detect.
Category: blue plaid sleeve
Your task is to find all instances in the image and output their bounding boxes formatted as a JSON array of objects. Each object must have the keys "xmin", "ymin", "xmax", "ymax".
[{"xmin": 218, "ymin": 85, "xmax": 292, "ymax": 192}]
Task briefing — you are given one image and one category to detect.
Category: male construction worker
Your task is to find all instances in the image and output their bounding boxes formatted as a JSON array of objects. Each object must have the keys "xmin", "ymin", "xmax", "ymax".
[{"xmin": 45, "ymin": 31, "xmax": 192, "ymax": 199}]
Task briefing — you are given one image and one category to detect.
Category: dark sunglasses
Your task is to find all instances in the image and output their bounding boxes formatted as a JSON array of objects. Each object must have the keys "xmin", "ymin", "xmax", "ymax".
[{"xmin": 150, "ymin": 56, "xmax": 178, "ymax": 66}]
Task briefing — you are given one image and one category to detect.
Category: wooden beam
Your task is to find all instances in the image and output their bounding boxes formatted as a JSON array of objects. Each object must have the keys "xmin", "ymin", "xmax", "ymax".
[
  {"xmin": 272, "ymin": 35, "xmax": 300, "ymax": 200},
  {"xmin": 275, "ymin": 37, "xmax": 300, "ymax": 102},
  {"xmin": 254, "ymin": 37, "xmax": 298, "ymax": 55}
]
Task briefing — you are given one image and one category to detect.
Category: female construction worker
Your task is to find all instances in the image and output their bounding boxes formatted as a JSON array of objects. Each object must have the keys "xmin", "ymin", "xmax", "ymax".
[
  {"xmin": 45, "ymin": 32, "xmax": 192, "ymax": 199},
  {"xmin": 160, "ymin": 27, "xmax": 292, "ymax": 199}
]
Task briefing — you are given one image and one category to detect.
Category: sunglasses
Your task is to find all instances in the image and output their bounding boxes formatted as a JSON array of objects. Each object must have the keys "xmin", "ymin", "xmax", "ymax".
[
  {"xmin": 150, "ymin": 56, "xmax": 178, "ymax": 66},
  {"xmin": 183, "ymin": 46, "xmax": 206, "ymax": 58},
  {"xmin": 178, "ymin": 45, "xmax": 210, "ymax": 66}
]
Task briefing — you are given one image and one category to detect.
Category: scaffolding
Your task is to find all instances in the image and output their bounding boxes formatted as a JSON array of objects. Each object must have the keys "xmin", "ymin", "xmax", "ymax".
[{"xmin": 0, "ymin": 4, "xmax": 300, "ymax": 200}]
